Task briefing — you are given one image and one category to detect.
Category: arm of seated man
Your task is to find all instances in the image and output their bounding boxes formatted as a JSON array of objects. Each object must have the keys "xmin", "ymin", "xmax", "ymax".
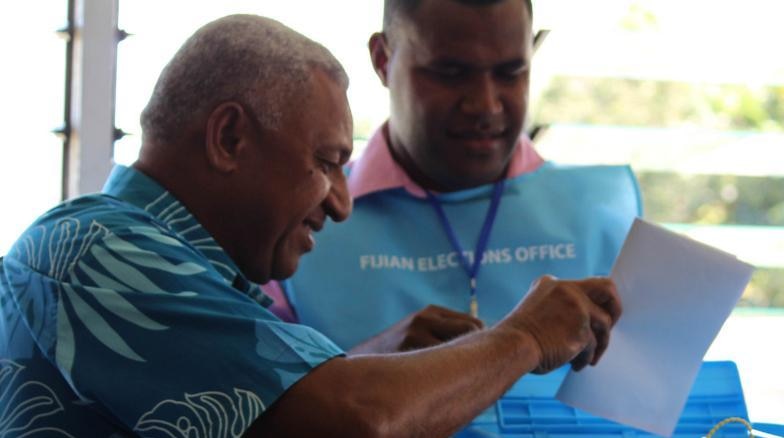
[{"xmin": 246, "ymin": 276, "xmax": 621, "ymax": 438}]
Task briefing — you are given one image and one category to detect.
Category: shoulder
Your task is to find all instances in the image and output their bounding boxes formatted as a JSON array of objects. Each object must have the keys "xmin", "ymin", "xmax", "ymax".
[
  {"xmin": 514, "ymin": 162, "xmax": 639, "ymax": 191},
  {"xmin": 19, "ymin": 193, "xmax": 160, "ymax": 234},
  {"xmin": 6, "ymin": 193, "xmax": 192, "ymax": 282},
  {"xmin": 532, "ymin": 161, "xmax": 635, "ymax": 176},
  {"xmin": 517, "ymin": 162, "xmax": 642, "ymax": 214}
]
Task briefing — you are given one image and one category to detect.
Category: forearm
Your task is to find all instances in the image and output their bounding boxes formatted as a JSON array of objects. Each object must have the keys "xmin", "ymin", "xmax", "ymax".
[
  {"xmin": 250, "ymin": 322, "xmax": 540, "ymax": 438},
  {"xmin": 250, "ymin": 276, "xmax": 622, "ymax": 437},
  {"xmin": 365, "ymin": 323, "xmax": 539, "ymax": 437},
  {"xmin": 348, "ymin": 331, "xmax": 399, "ymax": 355}
]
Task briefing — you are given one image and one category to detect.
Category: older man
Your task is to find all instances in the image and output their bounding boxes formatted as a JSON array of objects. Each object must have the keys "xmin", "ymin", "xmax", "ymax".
[
  {"xmin": 281, "ymin": 0, "xmax": 640, "ymax": 355},
  {"xmin": 1, "ymin": 14, "xmax": 620, "ymax": 438}
]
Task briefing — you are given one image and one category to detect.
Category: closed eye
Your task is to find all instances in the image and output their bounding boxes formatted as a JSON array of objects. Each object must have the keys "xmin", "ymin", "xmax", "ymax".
[
  {"xmin": 316, "ymin": 143, "xmax": 351, "ymax": 173},
  {"xmin": 496, "ymin": 61, "xmax": 529, "ymax": 80},
  {"xmin": 319, "ymin": 159, "xmax": 340, "ymax": 173},
  {"xmin": 424, "ymin": 62, "xmax": 469, "ymax": 80},
  {"xmin": 317, "ymin": 157, "xmax": 341, "ymax": 174}
]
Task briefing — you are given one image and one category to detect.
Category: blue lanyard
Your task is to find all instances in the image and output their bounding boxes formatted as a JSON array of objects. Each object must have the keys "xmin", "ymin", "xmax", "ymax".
[{"xmin": 425, "ymin": 180, "xmax": 506, "ymax": 318}]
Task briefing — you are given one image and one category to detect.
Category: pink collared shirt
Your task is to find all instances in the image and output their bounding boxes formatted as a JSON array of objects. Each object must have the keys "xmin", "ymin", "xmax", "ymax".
[{"xmin": 263, "ymin": 125, "xmax": 545, "ymax": 322}]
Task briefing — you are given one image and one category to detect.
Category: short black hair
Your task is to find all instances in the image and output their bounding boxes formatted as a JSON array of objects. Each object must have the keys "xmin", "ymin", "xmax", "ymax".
[{"xmin": 383, "ymin": 0, "xmax": 533, "ymax": 32}]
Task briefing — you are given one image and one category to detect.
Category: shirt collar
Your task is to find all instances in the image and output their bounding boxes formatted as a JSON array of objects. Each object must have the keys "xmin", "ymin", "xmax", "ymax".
[
  {"xmin": 101, "ymin": 166, "xmax": 265, "ymax": 303},
  {"xmin": 348, "ymin": 123, "xmax": 545, "ymax": 199}
]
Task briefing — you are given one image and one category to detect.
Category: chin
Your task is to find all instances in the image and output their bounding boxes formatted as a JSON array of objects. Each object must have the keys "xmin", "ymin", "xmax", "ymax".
[{"xmin": 269, "ymin": 258, "xmax": 300, "ymax": 281}]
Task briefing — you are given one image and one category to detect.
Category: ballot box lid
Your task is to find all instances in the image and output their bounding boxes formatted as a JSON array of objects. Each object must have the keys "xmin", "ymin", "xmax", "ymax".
[{"xmin": 462, "ymin": 361, "xmax": 750, "ymax": 438}]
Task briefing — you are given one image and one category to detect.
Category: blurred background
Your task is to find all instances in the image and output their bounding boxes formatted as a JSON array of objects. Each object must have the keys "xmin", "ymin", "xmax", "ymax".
[{"xmin": 1, "ymin": 0, "xmax": 781, "ymax": 423}]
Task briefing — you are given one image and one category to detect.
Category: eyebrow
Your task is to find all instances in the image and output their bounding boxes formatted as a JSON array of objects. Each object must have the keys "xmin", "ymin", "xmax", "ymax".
[
  {"xmin": 428, "ymin": 57, "xmax": 471, "ymax": 69},
  {"xmin": 497, "ymin": 59, "xmax": 529, "ymax": 70},
  {"xmin": 430, "ymin": 56, "xmax": 528, "ymax": 71}
]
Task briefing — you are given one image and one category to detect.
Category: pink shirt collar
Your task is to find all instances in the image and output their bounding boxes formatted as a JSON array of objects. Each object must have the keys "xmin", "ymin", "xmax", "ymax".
[{"xmin": 348, "ymin": 124, "xmax": 545, "ymax": 199}]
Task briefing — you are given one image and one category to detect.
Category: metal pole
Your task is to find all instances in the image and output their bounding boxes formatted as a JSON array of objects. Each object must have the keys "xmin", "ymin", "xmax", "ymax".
[{"xmin": 63, "ymin": 0, "xmax": 119, "ymax": 199}]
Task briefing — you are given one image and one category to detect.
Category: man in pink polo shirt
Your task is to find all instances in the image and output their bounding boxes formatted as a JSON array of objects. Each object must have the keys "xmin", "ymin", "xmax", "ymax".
[{"xmin": 266, "ymin": 0, "xmax": 640, "ymax": 355}]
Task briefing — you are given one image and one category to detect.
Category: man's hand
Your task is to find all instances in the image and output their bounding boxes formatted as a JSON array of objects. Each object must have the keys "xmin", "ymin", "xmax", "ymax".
[
  {"xmin": 349, "ymin": 305, "xmax": 484, "ymax": 354},
  {"xmin": 254, "ymin": 278, "xmax": 619, "ymax": 437},
  {"xmin": 507, "ymin": 275, "xmax": 622, "ymax": 374}
]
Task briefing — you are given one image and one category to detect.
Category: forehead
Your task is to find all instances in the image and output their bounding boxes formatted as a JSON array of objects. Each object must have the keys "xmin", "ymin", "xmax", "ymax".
[
  {"xmin": 399, "ymin": 0, "xmax": 531, "ymax": 63},
  {"xmin": 306, "ymin": 69, "xmax": 351, "ymax": 125},
  {"xmin": 281, "ymin": 69, "xmax": 353, "ymax": 149}
]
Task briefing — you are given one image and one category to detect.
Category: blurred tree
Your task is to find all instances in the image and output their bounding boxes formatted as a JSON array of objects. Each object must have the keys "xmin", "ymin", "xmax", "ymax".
[
  {"xmin": 639, "ymin": 173, "xmax": 784, "ymax": 226},
  {"xmin": 620, "ymin": 2, "xmax": 659, "ymax": 32},
  {"xmin": 533, "ymin": 77, "xmax": 784, "ymax": 307},
  {"xmin": 534, "ymin": 77, "xmax": 784, "ymax": 132}
]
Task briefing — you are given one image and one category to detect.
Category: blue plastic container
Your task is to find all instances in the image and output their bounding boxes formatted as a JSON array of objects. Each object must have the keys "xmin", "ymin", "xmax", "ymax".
[
  {"xmin": 458, "ymin": 361, "xmax": 751, "ymax": 437},
  {"xmin": 754, "ymin": 423, "xmax": 784, "ymax": 436}
]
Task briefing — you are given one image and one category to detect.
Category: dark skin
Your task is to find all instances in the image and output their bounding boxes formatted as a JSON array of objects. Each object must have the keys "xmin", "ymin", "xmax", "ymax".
[
  {"xmin": 138, "ymin": 64, "xmax": 622, "ymax": 436},
  {"xmin": 136, "ymin": 70, "xmax": 352, "ymax": 285},
  {"xmin": 373, "ymin": 0, "xmax": 531, "ymax": 192},
  {"xmin": 354, "ymin": 0, "xmax": 535, "ymax": 355},
  {"xmin": 252, "ymin": 276, "xmax": 621, "ymax": 437}
]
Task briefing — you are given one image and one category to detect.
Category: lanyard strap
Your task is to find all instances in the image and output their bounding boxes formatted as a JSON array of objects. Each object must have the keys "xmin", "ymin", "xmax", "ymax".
[{"xmin": 425, "ymin": 180, "xmax": 506, "ymax": 303}]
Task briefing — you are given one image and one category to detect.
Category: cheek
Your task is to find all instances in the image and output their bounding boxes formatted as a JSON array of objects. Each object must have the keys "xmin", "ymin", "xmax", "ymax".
[
  {"xmin": 412, "ymin": 95, "xmax": 456, "ymax": 146},
  {"xmin": 505, "ymin": 82, "xmax": 529, "ymax": 118},
  {"xmin": 289, "ymin": 172, "xmax": 330, "ymax": 211},
  {"xmin": 311, "ymin": 171, "xmax": 332, "ymax": 198},
  {"xmin": 402, "ymin": 74, "xmax": 452, "ymax": 117}
]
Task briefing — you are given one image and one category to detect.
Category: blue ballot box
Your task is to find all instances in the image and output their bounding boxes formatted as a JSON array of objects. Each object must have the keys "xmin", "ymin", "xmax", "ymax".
[{"xmin": 459, "ymin": 361, "xmax": 754, "ymax": 438}]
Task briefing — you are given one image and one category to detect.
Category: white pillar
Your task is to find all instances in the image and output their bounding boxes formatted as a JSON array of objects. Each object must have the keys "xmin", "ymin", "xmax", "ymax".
[{"xmin": 65, "ymin": 0, "xmax": 119, "ymax": 198}]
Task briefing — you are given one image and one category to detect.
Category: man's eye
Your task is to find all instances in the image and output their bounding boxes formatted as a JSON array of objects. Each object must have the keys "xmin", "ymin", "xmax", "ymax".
[
  {"xmin": 429, "ymin": 66, "xmax": 463, "ymax": 78},
  {"xmin": 318, "ymin": 159, "xmax": 339, "ymax": 173},
  {"xmin": 497, "ymin": 66, "xmax": 527, "ymax": 80}
]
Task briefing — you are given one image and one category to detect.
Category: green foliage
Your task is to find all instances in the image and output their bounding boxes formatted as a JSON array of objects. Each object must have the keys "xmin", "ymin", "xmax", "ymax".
[
  {"xmin": 706, "ymin": 85, "xmax": 783, "ymax": 130},
  {"xmin": 534, "ymin": 77, "xmax": 784, "ymax": 132},
  {"xmin": 620, "ymin": 2, "xmax": 659, "ymax": 32},
  {"xmin": 638, "ymin": 173, "xmax": 784, "ymax": 307},
  {"xmin": 743, "ymin": 269, "xmax": 784, "ymax": 307},
  {"xmin": 534, "ymin": 76, "xmax": 784, "ymax": 307},
  {"xmin": 638, "ymin": 172, "xmax": 784, "ymax": 226}
]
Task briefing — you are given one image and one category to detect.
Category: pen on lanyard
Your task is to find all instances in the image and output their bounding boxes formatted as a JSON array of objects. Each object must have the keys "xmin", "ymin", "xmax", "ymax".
[
  {"xmin": 469, "ymin": 278, "xmax": 478, "ymax": 318},
  {"xmin": 426, "ymin": 180, "xmax": 505, "ymax": 319}
]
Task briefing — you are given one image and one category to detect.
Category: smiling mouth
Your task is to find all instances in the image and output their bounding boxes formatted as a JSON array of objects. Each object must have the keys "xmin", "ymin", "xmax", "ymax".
[
  {"xmin": 298, "ymin": 227, "xmax": 316, "ymax": 253},
  {"xmin": 304, "ymin": 217, "xmax": 324, "ymax": 232},
  {"xmin": 447, "ymin": 131, "xmax": 507, "ymax": 152},
  {"xmin": 448, "ymin": 129, "xmax": 506, "ymax": 139},
  {"xmin": 447, "ymin": 128, "xmax": 509, "ymax": 144},
  {"xmin": 301, "ymin": 219, "xmax": 323, "ymax": 252}
]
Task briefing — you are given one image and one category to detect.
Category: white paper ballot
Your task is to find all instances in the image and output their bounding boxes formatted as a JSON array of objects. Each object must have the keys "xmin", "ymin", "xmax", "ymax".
[{"xmin": 555, "ymin": 218, "xmax": 754, "ymax": 437}]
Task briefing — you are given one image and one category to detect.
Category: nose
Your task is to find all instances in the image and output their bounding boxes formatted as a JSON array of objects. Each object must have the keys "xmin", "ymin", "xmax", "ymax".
[
  {"xmin": 460, "ymin": 74, "xmax": 503, "ymax": 117},
  {"xmin": 323, "ymin": 174, "xmax": 352, "ymax": 223}
]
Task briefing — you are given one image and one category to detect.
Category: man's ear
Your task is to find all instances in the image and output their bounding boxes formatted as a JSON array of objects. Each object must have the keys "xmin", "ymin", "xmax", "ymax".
[
  {"xmin": 204, "ymin": 102, "xmax": 254, "ymax": 173},
  {"xmin": 368, "ymin": 32, "xmax": 391, "ymax": 87}
]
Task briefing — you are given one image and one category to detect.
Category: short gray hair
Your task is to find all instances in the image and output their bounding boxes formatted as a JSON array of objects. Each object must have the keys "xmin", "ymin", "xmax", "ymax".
[{"xmin": 141, "ymin": 14, "xmax": 348, "ymax": 143}]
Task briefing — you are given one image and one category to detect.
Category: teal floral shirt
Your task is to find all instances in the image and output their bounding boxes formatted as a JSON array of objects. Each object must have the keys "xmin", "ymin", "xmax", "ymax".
[{"xmin": 0, "ymin": 165, "xmax": 343, "ymax": 437}]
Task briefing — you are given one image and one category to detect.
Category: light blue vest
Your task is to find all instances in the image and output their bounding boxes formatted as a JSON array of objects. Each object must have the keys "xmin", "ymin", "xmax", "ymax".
[{"xmin": 287, "ymin": 162, "xmax": 642, "ymax": 350}]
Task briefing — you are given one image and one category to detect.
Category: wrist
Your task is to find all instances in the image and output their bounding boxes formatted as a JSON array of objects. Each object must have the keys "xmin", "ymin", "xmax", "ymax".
[{"xmin": 492, "ymin": 321, "xmax": 543, "ymax": 374}]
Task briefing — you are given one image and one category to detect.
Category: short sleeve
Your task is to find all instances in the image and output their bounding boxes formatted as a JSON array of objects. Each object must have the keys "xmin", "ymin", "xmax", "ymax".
[{"xmin": 3, "ymin": 224, "xmax": 343, "ymax": 435}]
